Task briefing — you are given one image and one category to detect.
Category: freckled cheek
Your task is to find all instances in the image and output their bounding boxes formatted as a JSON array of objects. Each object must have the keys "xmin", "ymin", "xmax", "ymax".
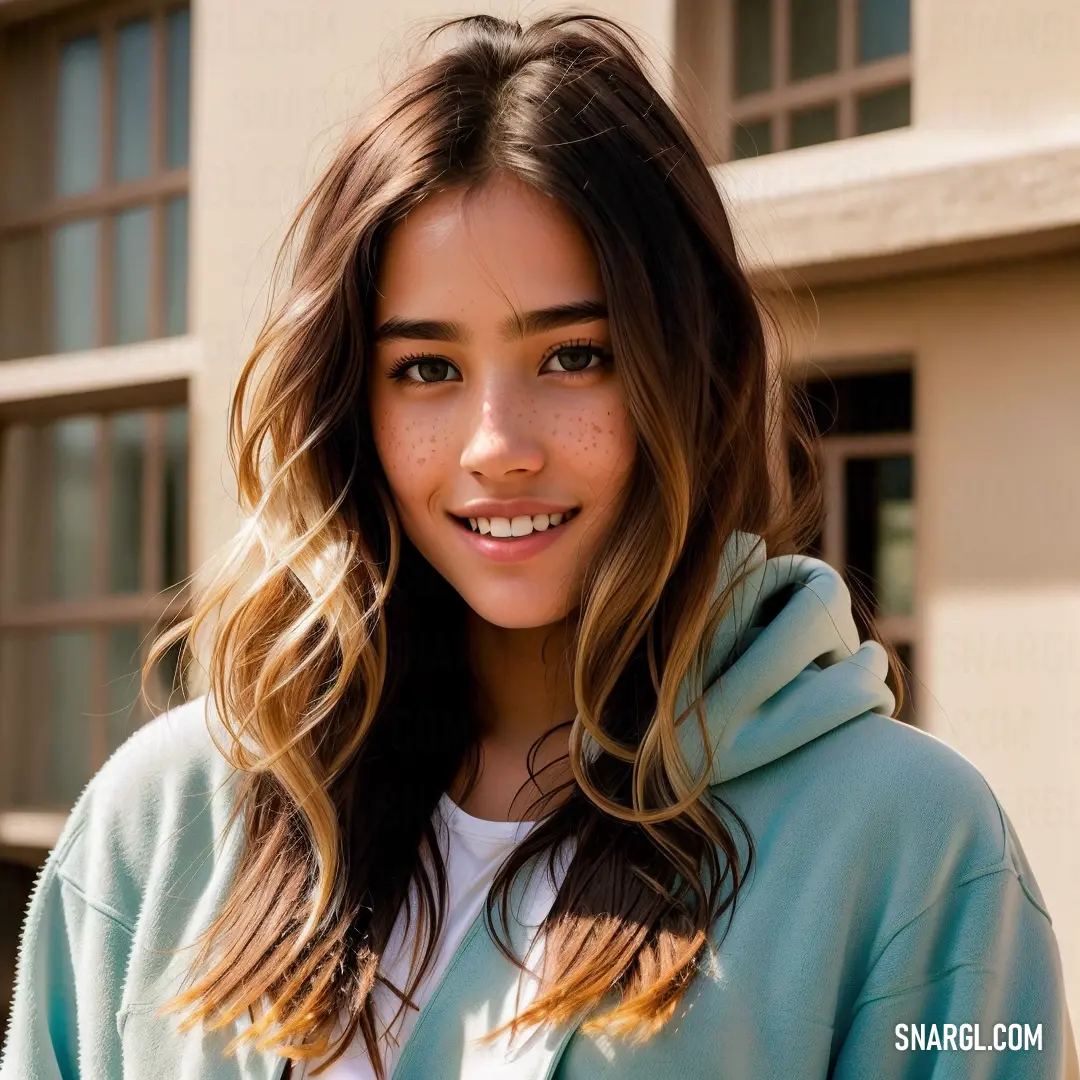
[
  {"xmin": 549, "ymin": 399, "xmax": 637, "ymax": 490},
  {"xmin": 369, "ymin": 405, "xmax": 456, "ymax": 510}
]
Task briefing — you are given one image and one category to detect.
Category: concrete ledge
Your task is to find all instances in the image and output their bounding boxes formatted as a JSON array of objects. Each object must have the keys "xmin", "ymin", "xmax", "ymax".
[
  {"xmin": 718, "ymin": 126, "xmax": 1080, "ymax": 286},
  {"xmin": 0, "ymin": 335, "xmax": 199, "ymax": 419},
  {"xmin": 0, "ymin": 810, "xmax": 65, "ymax": 853}
]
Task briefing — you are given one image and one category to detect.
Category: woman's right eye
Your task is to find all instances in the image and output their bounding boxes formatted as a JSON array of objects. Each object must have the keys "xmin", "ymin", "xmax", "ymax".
[{"xmin": 389, "ymin": 357, "xmax": 463, "ymax": 383}]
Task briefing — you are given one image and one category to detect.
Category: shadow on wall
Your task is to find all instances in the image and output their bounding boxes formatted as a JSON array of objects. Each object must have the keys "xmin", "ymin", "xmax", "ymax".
[{"xmin": 1, "ymin": 861, "xmax": 39, "ymax": 1050}]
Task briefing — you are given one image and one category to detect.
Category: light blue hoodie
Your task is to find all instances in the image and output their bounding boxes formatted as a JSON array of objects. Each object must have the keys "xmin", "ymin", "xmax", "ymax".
[{"xmin": 2, "ymin": 537, "xmax": 1076, "ymax": 1079}]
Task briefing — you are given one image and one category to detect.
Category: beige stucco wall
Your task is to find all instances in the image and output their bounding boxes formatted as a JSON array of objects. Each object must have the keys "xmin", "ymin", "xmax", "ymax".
[
  {"xmin": 915, "ymin": 0, "xmax": 1080, "ymax": 130},
  {"xmin": 794, "ymin": 252, "xmax": 1080, "ymax": 1026}
]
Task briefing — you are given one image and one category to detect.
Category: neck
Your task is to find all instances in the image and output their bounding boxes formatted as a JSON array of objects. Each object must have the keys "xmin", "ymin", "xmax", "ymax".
[{"xmin": 451, "ymin": 609, "xmax": 576, "ymax": 821}]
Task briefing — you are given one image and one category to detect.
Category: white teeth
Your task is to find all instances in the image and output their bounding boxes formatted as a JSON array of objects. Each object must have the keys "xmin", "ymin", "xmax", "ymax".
[{"xmin": 466, "ymin": 509, "xmax": 577, "ymax": 535}]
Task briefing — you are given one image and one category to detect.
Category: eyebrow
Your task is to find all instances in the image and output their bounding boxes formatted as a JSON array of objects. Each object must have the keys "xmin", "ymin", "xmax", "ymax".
[{"xmin": 373, "ymin": 299, "xmax": 608, "ymax": 344}]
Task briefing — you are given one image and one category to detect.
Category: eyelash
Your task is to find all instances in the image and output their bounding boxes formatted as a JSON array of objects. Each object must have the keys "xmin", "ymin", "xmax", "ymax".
[{"xmin": 385, "ymin": 339, "xmax": 614, "ymax": 384}]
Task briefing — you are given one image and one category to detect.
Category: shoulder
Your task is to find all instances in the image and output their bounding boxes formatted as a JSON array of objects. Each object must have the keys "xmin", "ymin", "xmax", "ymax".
[
  {"xmin": 50, "ymin": 694, "xmax": 243, "ymax": 929},
  {"xmin": 802, "ymin": 712, "xmax": 1048, "ymax": 921}
]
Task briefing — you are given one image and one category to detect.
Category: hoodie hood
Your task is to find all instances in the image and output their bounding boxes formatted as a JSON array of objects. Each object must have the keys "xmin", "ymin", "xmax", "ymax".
[{"xmin": 676, "ymin": 531, "xmax": 896, "ymax": 785}]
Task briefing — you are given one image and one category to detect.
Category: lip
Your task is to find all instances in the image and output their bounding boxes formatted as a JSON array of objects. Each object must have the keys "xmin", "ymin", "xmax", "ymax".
[
  {"xmin": 447, "ymin": 509, "xmax": 579, "ymax": 564},
  {"xmin": 450, "ymin": 499, "xmax": 578, "ymax": 519}
]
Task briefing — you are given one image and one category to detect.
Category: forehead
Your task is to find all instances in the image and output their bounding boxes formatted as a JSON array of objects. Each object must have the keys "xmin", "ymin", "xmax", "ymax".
[{"xmin": 375, "ymin": 173, "xmax": 604, "ymax": 321}]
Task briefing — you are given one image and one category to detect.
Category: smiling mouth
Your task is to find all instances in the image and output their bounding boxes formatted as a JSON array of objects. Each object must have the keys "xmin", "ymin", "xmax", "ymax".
[{"xmin": 454, "ymin": 508, "xmax": 581, "ymax": 538}]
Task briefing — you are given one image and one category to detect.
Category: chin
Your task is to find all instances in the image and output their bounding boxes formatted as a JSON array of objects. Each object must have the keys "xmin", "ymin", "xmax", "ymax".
[{"xmin": 455, "ymin": 580, "xmax": 574, "ymax": 630}]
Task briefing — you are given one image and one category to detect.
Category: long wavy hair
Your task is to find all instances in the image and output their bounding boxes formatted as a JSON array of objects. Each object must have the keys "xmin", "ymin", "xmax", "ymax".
[{"xmin": 147, "ymin": 12, "xmax": 860, "ymax": 1076}]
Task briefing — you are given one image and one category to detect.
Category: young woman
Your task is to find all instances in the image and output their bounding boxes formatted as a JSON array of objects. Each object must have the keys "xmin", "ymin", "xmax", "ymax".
[{"xmin": 3, "ymin": 13, "xmax": 1075, "ymax": 1080}]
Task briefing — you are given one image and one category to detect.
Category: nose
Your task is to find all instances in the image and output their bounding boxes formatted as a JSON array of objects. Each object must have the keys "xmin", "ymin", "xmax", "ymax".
[{"xmin": 459, "ymin": 385, "xmax": 544, "ymax": 480}]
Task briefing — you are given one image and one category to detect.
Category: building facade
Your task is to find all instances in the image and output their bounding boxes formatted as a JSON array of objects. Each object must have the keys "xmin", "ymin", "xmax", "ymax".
[{"xmin": 1, "ymin": 0, "xmax": 1078, "ymax": 1046}]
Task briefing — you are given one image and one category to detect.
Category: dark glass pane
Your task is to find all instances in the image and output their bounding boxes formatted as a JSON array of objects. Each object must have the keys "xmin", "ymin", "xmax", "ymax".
[
  {"xmin": 804, "ymin": 369, "xmax": 913, "ymax": 435},
  {"xmin": 50, "ymin": 416, "xmax": 97, "ymax": 600},
  {"xmin": 115, "ymin": 19, "xmax": 153, "ymax": 181},
  {"xmin": 859, "ymin": 0, "xmax": 911, "ymax": 63},
  {"xmin": 114, "ymin": 205, "xmax": 152, "ymax": 344},
  {"xmin": 857, "ymin": 83, "xmax": 911, "ymax": 135},
  {"xmin": 732, "ymin": 118, "xmax": 773, "ymax": 160},
  {"xmin": 45, "ymin": 629, "xmax": 93, "ymax": 805},
  {"xmin": 165, "ymin": 195, "xmax": 189, "ymax": 335},
  {"xmin": 52, "ymin": 218, "xmax": 100, "ymax": 352},
  {"xmin": 56, "ymin": 35, "xmax": 101, "ymax": 195},
  {"xmin": 790, "ymin": 102, "xmax": 838, "ymax": 148},
  {"xmin": 790, "ymin": 0, "xmax": 838, "ymax": 81},
  {"xmin": 109, "ymin": 412, "xmax": 146, "ymax": 593},
  {"xmin": 876, "ymin": 455, "xmax": 914, "ymax": 617},
  {"xmin": 163, "ymin": 406, "xmax": 189, "ymax": 588},
  {"xmin": 166, "ymin": 9, "xmax": 192, "ymax": 169},
  {"xmin": 844, "ymin": 454, "xmax": 915, "ymax": 619},
  {"xmin": 735, "ymin": 0, "xmax": 773, "ymax": 97},
  {"xmin": 106, "ymin": 623, "xmax": 143, "ymax": 755}
]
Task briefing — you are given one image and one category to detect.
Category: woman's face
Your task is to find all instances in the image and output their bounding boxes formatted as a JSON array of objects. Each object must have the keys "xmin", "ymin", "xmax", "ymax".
[{"xmin": 369, "ymin": 173, "xmax": 637, "ymax": 629}]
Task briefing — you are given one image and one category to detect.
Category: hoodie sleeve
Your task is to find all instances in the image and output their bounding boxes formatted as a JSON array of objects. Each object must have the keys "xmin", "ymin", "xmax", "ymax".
[
  {"xmin": 0, "ymin": 808, "xmax": 132, "ymax": 1080},
  {"xmin": 831, "ymin": 863, "xmax": 1078, "ymax": 1080}
]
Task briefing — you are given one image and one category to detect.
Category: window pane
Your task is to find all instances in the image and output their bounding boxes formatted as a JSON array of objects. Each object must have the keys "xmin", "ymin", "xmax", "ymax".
[
  {"xmin": 732, "ymin": 119, "xmax": 773, "ymax": 160},
  {"xmin": 166, "ymin": 8, "xmax": 192, "ymax": 169},
  {"xmin": 844, "ymin": 455, "xmax": 914, "ymax": 619},
  {"xmin": 56, "ymin": 35, "xmax": 101, "ymax": 195},
  {"xmin": 877, "ymin": 455, "xmax": 914, "ymax": 618},
  {"xmin": 114, "ymin": 205, "xmax": 152, "ymax": 344},
  {"xmin": 163, "ymin": 406, "xmax": 189, "ymax": 588},
  {"xmin": 790, "ymin": 102, "xmax": 838, "ymax": 148},
  {"xmin": 804, "ymin": 370, "xmax": 913, "ymax": 434},
  {"xmin": 859, "ymin": 0, "xmax": 910, "ymax": 63},
  {"xmin": 109, "ymin": 412, "xmax": 146, "ymax": 594},
  {"xmin": 51, "ymin": 416, "xmax": 97, "ymax": 600},
  {"xmin": 790, "ymin": 0, "xmax": 838, "ymax": 81},
  {"xmin": 52, "ymin": 218, "xmax": 100, "ymax": 352},
  {"xmin": 165, "ymin": 195, "xmax": 189, "ymax": 335},
  {"xmin": 115, "ymin": 19, "xmax": 153, "ymax": 182},
  {"xmin": 45, "ymin": 628, "xmax": 93, "ymax": 806},
  {"xmin": 106, "ymin": 623, "xmax": 143, "ymax": 755},
  {"xmin": 857, "ymin": 83, "xmax": 911, "ymax": 135},
  {"xmin": 735, "ymin": 0, "xmax": 772, "ymax": 97}
]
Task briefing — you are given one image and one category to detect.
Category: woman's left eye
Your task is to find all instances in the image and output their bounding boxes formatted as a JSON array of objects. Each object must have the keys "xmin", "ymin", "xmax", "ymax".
[{"xmin": 540, "ymin": 344, "xmax": 611, "ymax": 375}]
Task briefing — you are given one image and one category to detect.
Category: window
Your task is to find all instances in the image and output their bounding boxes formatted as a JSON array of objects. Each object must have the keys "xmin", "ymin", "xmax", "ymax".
[
  {"xmin": 0, "ymin": 405, "xmax": 189, "ymax": 810},
  {"xmin": 0, "ymin": 4, "xmax": 191, "ymax": 361},
  {"xmin": 0, "ymin": 2, "xmax": 193, "ymax": 822},
  {"xmin": 677, "ymin": 0, "xmax": 911, "ymax": 162},
  {"xmin": 803, "ymin": 364, "xmax": 916, "ymax": 719},
  {"xmin": 732, "ymin": 0, "xmax": 911, "ymax": 158}
]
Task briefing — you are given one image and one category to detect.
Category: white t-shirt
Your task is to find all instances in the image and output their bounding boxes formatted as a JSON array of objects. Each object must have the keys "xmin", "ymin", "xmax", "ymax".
[{"xmin": 307, "ymin": 794, "xmax": 567, "ymax": 1079}]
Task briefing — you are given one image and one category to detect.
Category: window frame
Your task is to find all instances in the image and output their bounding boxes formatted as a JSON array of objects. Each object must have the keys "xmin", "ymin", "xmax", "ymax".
[
  {"xmin": 0, "ymin": 0, "xmax": 190, "ymax": 358},
  {"xmin": 0, "ymin": 395, "xmax": 190, "ymax": 814},
  {"xmin": 796, "ymin": 353, "xmax": 918, "ymax": 667},
  {"xmin": 675, "ymin": 0, "xmax": 912, "ymax": 162}
]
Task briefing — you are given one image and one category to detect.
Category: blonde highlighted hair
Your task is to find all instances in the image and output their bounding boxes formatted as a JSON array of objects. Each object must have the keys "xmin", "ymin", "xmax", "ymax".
[{"xmin": 148, "ymin": 13, "xmax": 834, "ymax": 1076}]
